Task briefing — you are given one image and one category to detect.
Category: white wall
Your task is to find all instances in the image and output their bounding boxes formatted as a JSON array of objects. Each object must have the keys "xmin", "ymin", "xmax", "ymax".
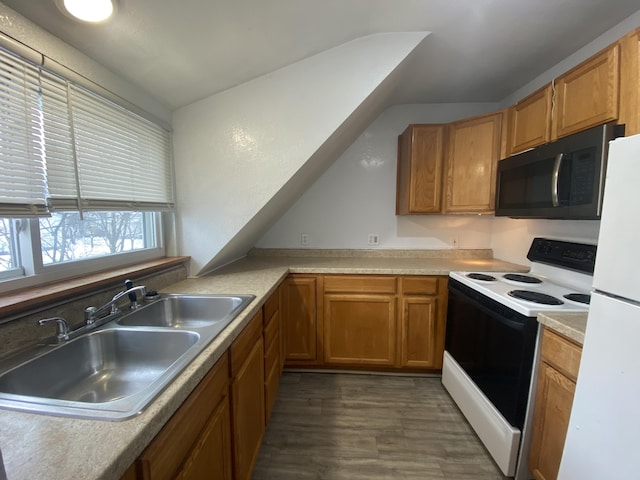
[
  {"xmin": 257, "ymin": 103, "xmax": 499, "ymax": 250},
  {"xmin": 491, "ymin": 218, "xmax": 600, "ymax": 266},
  {"xmin": 172, "ymin": 32, "xmax": 429, "ymax": 275}
]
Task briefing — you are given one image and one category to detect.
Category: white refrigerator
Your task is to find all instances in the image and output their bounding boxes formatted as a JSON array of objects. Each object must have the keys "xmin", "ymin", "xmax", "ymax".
[{"xmin": 558, "ymin": 133, "xmax": 640, "ymax": 479}]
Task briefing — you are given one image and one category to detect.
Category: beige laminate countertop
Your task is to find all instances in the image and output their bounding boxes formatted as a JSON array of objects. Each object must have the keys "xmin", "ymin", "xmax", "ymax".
[
  {"xmin": 0, "ymin": 252, "xmax": 525, "ymax": 480},
  {"xmin": 537, "ymin": 311, "xmax": 588, "ymax": 345}
]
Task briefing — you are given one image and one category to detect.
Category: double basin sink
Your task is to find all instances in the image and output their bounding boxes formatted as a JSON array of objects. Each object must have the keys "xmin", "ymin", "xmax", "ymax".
[{"xmin": 0, "ymin": 294, "xmax": 255, "ymax": 421}]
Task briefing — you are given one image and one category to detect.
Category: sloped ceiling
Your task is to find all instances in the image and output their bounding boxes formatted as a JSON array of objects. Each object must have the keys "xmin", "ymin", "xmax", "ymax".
[{"xmin": 2, "ymin": 0, "xmax": 640, "ymax": 110}]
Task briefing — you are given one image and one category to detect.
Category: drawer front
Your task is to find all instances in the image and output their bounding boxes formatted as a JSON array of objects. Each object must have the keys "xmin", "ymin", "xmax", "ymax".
[
  {"xmin": 230, "ymin": 310, "xmax": 263, "ymax": 377},
  {"xmin": 264, "ymin": 333, "xmax": 279, "ymax": 375},
  {"xmin": 324, "ymin": 275, "xmax": 397, "ymax": 294},
  {"xmin": 263, "ymin": 291, "xmax": 279, "ymax": 323},
  {"xmin": 400, "ymin": 276, "xmax": 440, "ymax": 295},
  {"xmin": 541, "ymin": 328, "xmax": 582, "ymax": 382},
  {"xmin": 264, "ymin": 309, "xmax": 279, "ymax": 348},
  {"xmin": 264, "ymin": 358, "xmax": 280, "ymax": 423}
]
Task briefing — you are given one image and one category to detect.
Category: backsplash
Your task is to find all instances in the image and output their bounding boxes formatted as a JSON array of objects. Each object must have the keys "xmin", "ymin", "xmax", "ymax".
[{"xmin": 0, "ymin": 264, "xmax": 187, "ymax": 360}]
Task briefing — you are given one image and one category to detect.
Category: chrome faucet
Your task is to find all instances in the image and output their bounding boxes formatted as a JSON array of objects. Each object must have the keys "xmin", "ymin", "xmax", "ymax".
[
  {"xmin": 38, "ymin": 317, "xmax": 70, "ymax": 343},
  {"xmin": 84, "ymin": 282, "xmax": 147, "ymax": 325}
]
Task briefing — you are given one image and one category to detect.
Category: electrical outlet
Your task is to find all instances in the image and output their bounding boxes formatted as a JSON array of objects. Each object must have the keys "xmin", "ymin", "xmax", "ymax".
[
  {"xmin": 301, "ymin": 233, "xmax": 309, "ymax": 246},
  {"xmin": 367, "ymin": 234, "xmax": 380, "ymax": 246},
  {"xmin": 450, "ymin": 236, "xmax": 459, "ymax": 249}
]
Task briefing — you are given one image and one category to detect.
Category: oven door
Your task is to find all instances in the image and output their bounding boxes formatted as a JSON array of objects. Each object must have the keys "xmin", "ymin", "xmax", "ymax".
[{"xmin": 445, "ymin": 279, "xmax": 538, "ymax": 430}]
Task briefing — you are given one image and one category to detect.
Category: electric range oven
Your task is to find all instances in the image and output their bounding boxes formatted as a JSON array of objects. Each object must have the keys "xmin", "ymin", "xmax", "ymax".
[{"xmin": 442, "ymin": 238, "xmax": 596, "ymax": 479}]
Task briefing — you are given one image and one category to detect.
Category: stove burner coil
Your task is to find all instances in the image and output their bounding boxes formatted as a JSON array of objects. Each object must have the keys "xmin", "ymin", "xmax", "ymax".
[
  {"xmin": 503, "ymin": 273, "xmax": 543, "ymax": 284},
  {"xmin": 563, "ymin": 293, "xmax": 591, "ymax": 305},
  {"xmin": 508, "ymin": 290, "xmax": 564, "ymax": 305},
  {"xmin": 466, "ymin": 273, "xmax": 497, "ymax": 281}
]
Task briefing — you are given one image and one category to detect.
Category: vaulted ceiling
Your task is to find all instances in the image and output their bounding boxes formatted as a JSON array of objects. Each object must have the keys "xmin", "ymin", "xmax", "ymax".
[{"xmin": 3, "ymin": 0, "xmax": 639, "ymax": 111}]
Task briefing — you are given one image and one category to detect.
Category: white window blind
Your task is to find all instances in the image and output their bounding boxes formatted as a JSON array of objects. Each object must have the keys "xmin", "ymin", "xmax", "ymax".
[
  {"xmin": 45, "ymin": 80, "xmax": 174, "ymax": 212},
  {"xmin": 0, "ymin": 47, "xmax": 48, "ymax": 217},
  {"xmin": 0, "ymin": 45, "xmax": 174, "ymax": 216}
]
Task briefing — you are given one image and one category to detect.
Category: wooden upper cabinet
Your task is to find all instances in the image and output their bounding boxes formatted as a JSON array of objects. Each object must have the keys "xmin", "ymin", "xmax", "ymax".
[
  {"xmin": 396, "ymin": 124, "xmax": 446, "ymax": 214},
  {"xmin": 619, "ymin": 27, "xmax": 640, "ymax": 136},
  {"xmin": 552, "ymin": 43, "xmax": 620, "ymax": 140},
  {"xmin": 444, "ymin": 111, "xmax": 503, "ymax": 213},
  {"xmin": 507, "ymin": 83, "xmax": 552, "ymax": 155}
]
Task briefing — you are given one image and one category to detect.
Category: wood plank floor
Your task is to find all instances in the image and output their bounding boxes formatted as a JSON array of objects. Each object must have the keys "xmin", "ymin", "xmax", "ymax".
[{"xmin": 252, "ymin": 372, "xmax": 508, "ymax": 480}]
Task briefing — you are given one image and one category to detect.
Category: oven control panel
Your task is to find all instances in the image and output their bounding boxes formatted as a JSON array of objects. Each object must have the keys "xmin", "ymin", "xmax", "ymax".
[{"xmin": 527, "ymin": 238, "xmax": 596, "ymax": 274}]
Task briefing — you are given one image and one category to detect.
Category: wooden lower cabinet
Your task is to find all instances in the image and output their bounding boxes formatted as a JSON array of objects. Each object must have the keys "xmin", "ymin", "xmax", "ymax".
[
  {"xmin": 230, "ymin": 312, "xmax": 265, "ymax": 480},
  {"xmin": 323, "ymin": 293, "xmax": 396, "ymax": 366},
  {"xmin": 529, "ymin": 328, "xmax": 583, "ymax": 480},
  {"xmin": 399, "ymin": 276, "xmax": 448, "ymax": 369},
  {"xmin": 136, "ymin": 352, "xmax": 232, "ymax": 480},
  {"xmin": 282, "ymin": 275, "xmax": 318, "ymax": 365},
  {"xmin": 283, "ymin": 274, "xmax": 448, "ymax": 372},
  {"xmin": 176, "ymin": 398, "xmax": 232, "ymax": 480},
  {"xmin": 126, "ymin": 301, "xmax": 278, "ymax": 480},
  {"xmin": 263, "ymin": 288, "xmax": 281, "ymax": 423}
]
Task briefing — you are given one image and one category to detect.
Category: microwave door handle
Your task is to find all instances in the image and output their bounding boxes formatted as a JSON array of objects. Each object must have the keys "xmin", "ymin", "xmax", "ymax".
[{"xmin": 551, "ymin": 153, "xmax": 564, "ymax": 207}]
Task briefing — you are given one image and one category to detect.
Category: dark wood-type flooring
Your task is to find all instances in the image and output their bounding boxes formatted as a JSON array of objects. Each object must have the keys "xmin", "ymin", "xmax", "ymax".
[{"xmin": 252, "ymin": 372, "xmax": 507, "ymax": 480}]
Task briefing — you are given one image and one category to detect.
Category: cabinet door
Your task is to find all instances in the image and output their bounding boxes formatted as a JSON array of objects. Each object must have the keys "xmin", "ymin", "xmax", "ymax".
[
  {"xmin": 175, "ymin": 396, "xmax": 232, "ymax": 480},
  {"xmin": 619, "ymin": 28, "xmax": 640, "ymax": 136},
  {"xmin": 529, "ymin": 361, "xmax": 576, "ymax": 480},
  {"xmin": 396, "ymin": 124, "xmax": 446, "ymax": 214},
  {"xmin": 444, "ymin": 111, "xmax": 503, "ymax": 213},
  {"xmin": 323, "ymin": 294, "xmax": 396, "ymax": 366},
  {"xmin": 137, "ymin": 354, "xmax": 230, "ymax": 480},
  {"xmin": 399, "ymin": 276, "xmax": 447, "ymax": 370},
  {"xmin": 553, "ymin": 44, "xmax": 620, "ymax": 139},
  {"xmin": 399, "ymin": 296, "xmax": 438, "ymax": 368},
  {"xmin": 506, "ymin": 84, "xmax": 552, "ymax": 155},
  {"xmin": 282, "ymin": 276, "xmax": 318, "ymax": 364},
  {"xmin": 230, "ymin": 337, "xmax": 265, "ymax": 480}
]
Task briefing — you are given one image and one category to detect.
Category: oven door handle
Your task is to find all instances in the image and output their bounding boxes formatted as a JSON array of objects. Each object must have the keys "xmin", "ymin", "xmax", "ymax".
[{"xmin": 551, "ymin": 153, "xmax": 564, "ymax": 207}]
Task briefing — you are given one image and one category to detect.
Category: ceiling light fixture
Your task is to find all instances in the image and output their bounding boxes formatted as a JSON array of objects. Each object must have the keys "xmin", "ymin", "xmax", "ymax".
[{"xmin": 56, "ymin": 0, "xmax": 117, "ymax": 23}]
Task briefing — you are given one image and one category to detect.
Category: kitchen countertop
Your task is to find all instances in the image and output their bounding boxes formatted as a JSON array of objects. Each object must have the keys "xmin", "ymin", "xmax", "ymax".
[
  {"xmin": 537, "ymin": 312, "xmax": 588, "ymax": 345},
  {"xmin": 0, "ymin": 250, "xmax": 526, "ymax": 480}
]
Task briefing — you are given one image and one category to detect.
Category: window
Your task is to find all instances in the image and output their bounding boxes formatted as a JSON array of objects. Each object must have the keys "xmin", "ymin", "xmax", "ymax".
[
  {"xmin": 39, "ymin": 212, "xmax": 156, "ymax": 265},
  {"xmin": 0, "ymin": 44, "xmax": 174, "ymax": 292},
  {"xmin": 0, "ymin": 217, "xmax": 20, "ymax": 279}
]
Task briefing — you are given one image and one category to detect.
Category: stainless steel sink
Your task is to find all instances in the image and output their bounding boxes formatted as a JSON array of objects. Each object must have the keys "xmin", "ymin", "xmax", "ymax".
[
  {"xmin": 0, "ymin": 293, "xmax": 255, "ymax": 421},
  {"xmin": 0, "ymin": 329, "xmax": 199, "ymax": 403},
  {"xmin": 118, "ymin": 294, "xmax": 254, "ymax": 329}
]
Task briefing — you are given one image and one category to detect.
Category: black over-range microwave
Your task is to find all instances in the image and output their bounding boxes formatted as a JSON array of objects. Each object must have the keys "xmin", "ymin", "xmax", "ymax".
[{"xmin": 495, "ymin": 123, "xmax": 624, "ymax": 219}]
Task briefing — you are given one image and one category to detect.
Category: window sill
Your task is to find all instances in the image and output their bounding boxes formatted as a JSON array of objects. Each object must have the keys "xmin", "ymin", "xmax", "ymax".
[{"xmin": 0, "ymin": 256, "xmax": 190, "ymax": 319}]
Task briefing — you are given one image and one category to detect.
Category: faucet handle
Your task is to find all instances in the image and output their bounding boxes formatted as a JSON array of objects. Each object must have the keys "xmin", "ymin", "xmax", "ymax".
[
  {"xmin": 124, "ymin": 279, "xmax": 137, "ymax": 301},
  {"xmin": 38, "ymin": 317, "xmax": 70, "ymax": 343}
]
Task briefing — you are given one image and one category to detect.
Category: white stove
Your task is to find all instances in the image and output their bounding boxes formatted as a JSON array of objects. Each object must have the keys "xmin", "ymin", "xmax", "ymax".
[
  {"xmin": 443, "ymin": 238, "xmax": 597, "ymax": 479},
  {"xmin": 450, "ymin": 264, "xmax": 592, "ymax": 317}
]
